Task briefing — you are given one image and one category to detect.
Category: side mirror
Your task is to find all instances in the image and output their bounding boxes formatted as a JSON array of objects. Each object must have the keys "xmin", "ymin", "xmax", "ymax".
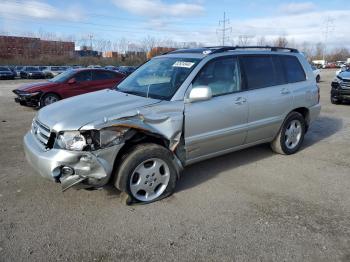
[
  {"xmin": 187, "ymin": 86, "xmax": 212, "ymax": 103},
  {"xmin": 68, "ymin": 78, "xmax": 76, "ymax": 84},
  {"xmin": 341, "ymin": 66, "xmax": 346, "ymax": 72}
]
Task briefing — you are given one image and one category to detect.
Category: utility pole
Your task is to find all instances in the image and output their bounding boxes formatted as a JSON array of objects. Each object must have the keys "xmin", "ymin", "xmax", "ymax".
[
  {"xmin": 88, "ymin": 34, "xmax": 94, "ymax": 50},
  {"xmin": 322, "ymin": 17, "xmax": 334, "ymax": 61},
  {"xmin": 217, "ymin": 12, "xmax": 231, "ymax": 46}
]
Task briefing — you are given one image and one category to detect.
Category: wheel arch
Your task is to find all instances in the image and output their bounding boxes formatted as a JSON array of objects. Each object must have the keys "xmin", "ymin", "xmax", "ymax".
[
  {"xmin": 291, "ymin": 107, "xmax": 310, "ymax": 132},
  {"xmin": 111, "ymin": 129, "xmax": 183, "ymax": 189}
]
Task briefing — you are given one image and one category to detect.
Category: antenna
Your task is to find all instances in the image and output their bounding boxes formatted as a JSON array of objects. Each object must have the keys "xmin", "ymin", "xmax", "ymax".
[{"xmin": 216, "ymin": 12, "xmax": 232, "ymax": 46}]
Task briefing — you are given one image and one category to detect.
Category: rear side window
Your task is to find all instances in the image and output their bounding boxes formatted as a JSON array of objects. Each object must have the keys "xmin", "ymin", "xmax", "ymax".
[
  {"xmin": 241, "ymin": 56, "xmax": 275, "ymax": 89},
  {"xmin": 280, "ymin": 56, "xmax": 306, "ymax": 83},
  {"xmin": 93, "ymin": 71, "xmax": 118, "ymax": 80}
]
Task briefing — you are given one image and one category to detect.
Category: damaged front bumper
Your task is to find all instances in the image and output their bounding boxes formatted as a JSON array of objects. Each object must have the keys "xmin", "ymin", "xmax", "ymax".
[
  {"xmin": 13, "ymin": 90, "xmax": 42, "ymax": 107},
  {"xmin": 23, "ymin": 131, "xmax": 122, "ymax": 191}
]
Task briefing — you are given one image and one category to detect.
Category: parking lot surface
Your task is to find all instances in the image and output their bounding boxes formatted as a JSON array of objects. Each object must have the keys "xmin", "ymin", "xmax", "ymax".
[{"xmin": 0, "ymin": 70, "xmax": 349, "ymax": 262}]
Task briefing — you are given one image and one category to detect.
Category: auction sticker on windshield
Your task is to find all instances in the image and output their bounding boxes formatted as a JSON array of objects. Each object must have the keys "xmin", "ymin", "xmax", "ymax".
[{"xmin": 173, "ymin": 61, "xmax": 195, "ymax": 68}]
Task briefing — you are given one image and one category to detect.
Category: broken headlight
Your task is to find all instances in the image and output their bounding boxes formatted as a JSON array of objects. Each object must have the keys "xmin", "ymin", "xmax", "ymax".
[
  {"xmin": 55, "ymin": 127, "xmax": 129, "ymax": 151},
  {"xmin": 56, "ymin": 131, "xmax": 87, "ymax": 151}
]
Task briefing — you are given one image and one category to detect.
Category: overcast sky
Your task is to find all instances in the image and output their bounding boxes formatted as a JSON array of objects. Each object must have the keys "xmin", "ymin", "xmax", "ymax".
[{"xmin": 0, "ymin": 0, "xmax": 349, "ymax": 48}]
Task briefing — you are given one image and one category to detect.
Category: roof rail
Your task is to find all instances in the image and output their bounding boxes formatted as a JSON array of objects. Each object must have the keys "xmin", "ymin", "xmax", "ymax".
[{"xmin": 208, "ymin": 46, "xmax": 299, "ymax": 54}]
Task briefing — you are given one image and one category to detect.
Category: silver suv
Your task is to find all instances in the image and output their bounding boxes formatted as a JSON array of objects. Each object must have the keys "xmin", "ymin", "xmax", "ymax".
[{"xmin": 23, "ymin": 46, "xmax": 321, "ymax": 204}]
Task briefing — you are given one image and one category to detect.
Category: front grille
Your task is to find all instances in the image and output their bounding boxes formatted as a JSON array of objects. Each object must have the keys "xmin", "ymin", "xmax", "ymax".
[
  {"xmin": 340, "ymin": 81, "xmax": 350, "ymax": 89},
  {"xmin": 32, "ymin": 119, "xmax": 51, "ymax": 146}
]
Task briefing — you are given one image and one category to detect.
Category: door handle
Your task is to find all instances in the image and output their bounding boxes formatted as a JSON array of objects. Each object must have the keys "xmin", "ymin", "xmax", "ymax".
[
  {"xmin": 281, "ymin": 88, "xmax": 291, "ymax": 95},
  {"xmin": 234, "ymin": 97, "xmax": 247, "ymax": 105}
]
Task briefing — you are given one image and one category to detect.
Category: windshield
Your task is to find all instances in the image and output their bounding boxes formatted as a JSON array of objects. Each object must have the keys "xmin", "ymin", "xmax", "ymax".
[
  {"xmin": 117, "ymin": 57, "xmax": 200, "ymax": 100},
  {"xmin": 48, "ymin": 69, "xmax": 75, "ymax": 83}
]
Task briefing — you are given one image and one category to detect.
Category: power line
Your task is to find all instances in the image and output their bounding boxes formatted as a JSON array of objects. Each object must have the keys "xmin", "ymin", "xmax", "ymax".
[
  {"xmin": 216, "ymin": 12, "xmax": 232, "ymax": 46},
  {"xmin": 322, "ymin": 16, "xmax": 335, "ymax": 61}
]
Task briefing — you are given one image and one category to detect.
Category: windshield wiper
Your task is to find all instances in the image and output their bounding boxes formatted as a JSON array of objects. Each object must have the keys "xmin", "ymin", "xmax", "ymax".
[{"xmin": 118, "ymin": 89, "xmax": 146, "ymax": 97}]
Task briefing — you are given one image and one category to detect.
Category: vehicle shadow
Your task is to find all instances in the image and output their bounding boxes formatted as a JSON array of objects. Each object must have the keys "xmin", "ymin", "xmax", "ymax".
[
  {"xmin": 176, "ymin": 144, "xmax": 273, "ymax": 193},
  {"xmin": 176, "ymin": 115, "xmax": 343, "ymax": 193},
  {"xmin": 301, "ymin": 115, "xmax": 343, "ymax": 149}
]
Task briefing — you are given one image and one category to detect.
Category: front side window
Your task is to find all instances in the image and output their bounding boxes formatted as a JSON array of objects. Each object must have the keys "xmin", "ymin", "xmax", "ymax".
[
  {"xmin": 75, "ymin": 71, "xmax": 92, "ymax": 82},
  {"xmin": 117, "ymin": 57, "xmax": 200, "ymax": 100},
  {"xmin": 193, "ymin": 56, "xmax": 241, "ymax": 96}
]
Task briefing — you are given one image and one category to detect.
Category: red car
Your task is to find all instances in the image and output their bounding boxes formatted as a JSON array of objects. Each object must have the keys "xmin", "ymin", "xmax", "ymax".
[{"xmin": 13, "ymin": 68, "xmax": 125, "ymax": 107}]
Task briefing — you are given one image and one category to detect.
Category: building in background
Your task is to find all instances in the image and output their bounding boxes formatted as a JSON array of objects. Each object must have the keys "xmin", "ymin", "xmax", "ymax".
[
  {"xmin": 0, "ymin": 35, "xmax": 74, "ymax": 59},
  {"xmin": 147, "ymin": 47, "xmax": 176, "ymax": 59},
  {"xmin": 75, "ymin": 46, "xmax": 101, "ymax": 57},
  {"xmin": 103, "ymin": 51, "xmax": 119, "ymax": 58}
]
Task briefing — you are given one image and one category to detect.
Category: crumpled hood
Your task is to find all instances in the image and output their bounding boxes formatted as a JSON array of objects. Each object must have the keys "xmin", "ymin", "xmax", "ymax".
[
  {"xmin": 37, "ymin": 89, "xmax": 161, "ymax": 131},
  {"xmin": 339, "ymin": 71, "xmax": 350, "ymax": 80},
  {"xmin": 16, "ymin": 81, "xmax": 57, "ymax": 92}
]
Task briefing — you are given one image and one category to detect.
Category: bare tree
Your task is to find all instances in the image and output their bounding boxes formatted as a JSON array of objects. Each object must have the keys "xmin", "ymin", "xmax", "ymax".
[
  {"xmin": 141, "ymin": 35, "xmax": 157, "ymax": 52},
  {"xmin": 237, "ymin": 35, "xmax": 254, "ymax": 46},
  {"xmin": 273, "ymin": 36, "xmax": 288, "ymax": 47},
  {"xmin": 256, "ymin": 36, "xmax": 267, "ymax": 46}
]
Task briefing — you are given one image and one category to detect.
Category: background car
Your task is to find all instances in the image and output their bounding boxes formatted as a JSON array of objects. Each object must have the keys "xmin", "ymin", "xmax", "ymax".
[
  {"xmin": 331, "ymin": 69, "xmax": 350, "ymax": 104},
  {"xmin": 43, "ymin": 66, "xmax": 70, "ymax": 78},
  {"xmin": 0, "ymin": 66, "xmax": 16, "ymax": 79},
  {"xmin": 20, "ymin": 66, "xmax": 46, "ymax": 79},
  {"xmin": 104, "ymin": 65, "xmax": 119, "ymax": 71},
  {"xmin": 311, "ymin": 65, "xmax": 321, "ymax": 82},
  {"xmin": 87, "ymin": 65, "xmax": 102, "ymax": 68},
  {"xmin": 39, "ymin": 66, "xmax": 49, "ymax": 72},
  {"xmin": 117, "ymin": 66, "xmax": 137, "ymax": 75},
  {"xmin": 13, "ymin": 68, "xmax": 125, "ymax": 107},
  {"xmin": 14, "ymin": 66, "xmax": 24, "ymax": 77}
]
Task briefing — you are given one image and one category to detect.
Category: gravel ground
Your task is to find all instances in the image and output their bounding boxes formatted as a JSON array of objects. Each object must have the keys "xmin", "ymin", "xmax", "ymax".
[{"xmin": 0, "ymin": 70, "xmax": 349, "ymax": 262}]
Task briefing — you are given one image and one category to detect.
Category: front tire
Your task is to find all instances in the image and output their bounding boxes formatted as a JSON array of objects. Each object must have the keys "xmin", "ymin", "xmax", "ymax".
[
  {"xmin": 271, "ymin": 112, "xmax": 306, "ymax": 155},
  {"xmin": 316, "ymin": 75, "xmax": 320, "ymax": 83},
  {"xmin": 331, "ymin": 96, "xmax": 341, "ymax": 104},
  {"xmin": 40, "ymin": 93, "xmax": 60, "ymax": 107},
  {"xmin": 115, "ymin": 143, "xmax": 177, "ymax": 204}
]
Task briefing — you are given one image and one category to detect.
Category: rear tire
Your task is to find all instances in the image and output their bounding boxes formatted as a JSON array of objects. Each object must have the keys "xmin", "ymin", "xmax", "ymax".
[
  {"xmin": 271, "ymin": 112, "xmax": 306, "ymax": 155},
  {"xmin": 114, "ymin": 143, "xmax": 177, "ymax": 204}
]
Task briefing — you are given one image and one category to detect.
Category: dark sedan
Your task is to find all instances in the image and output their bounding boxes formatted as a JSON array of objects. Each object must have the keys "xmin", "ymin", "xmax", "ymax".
[
  {"xmin": 0, "ymin": 66, "xmax": 16, "ymax": 79},
  {"xmin": 20, "ymin": 66, "xmax": 46, "ymax": 79}
]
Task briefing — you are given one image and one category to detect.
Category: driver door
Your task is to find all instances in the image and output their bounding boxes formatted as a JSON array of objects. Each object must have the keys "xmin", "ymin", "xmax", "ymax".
[
  {"xmin": 184, "ymin": 56, "xmax": 249, "ymax": 161},
  {"xmin": 62, "ymin": 70, "xmax": 93, "ymax": 98}
]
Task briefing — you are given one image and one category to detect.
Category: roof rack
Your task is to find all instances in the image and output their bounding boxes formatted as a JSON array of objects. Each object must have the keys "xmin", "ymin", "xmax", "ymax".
[
  {"xmin": 208, "ymin": 46, "xmax": 299, "ymax": 54},
  {"xmin": 166, "ymin": 46, "xmax": 299, "ymax": 55}
]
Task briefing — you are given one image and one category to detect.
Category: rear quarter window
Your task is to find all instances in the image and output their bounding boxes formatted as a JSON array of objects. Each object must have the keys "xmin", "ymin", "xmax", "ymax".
[{"xmin": 280, "ymin": 56, "xmax": 306, "ymax": 83}]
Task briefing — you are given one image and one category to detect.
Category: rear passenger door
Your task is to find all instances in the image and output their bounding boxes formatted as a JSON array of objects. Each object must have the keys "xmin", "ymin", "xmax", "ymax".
[
  {"xmin": 184, "ymin": 56, "xmax": 249, "ymax": 161},
  {"xmin": 240, "ymin": 55, "xmax": 293, "ymax": 143}
]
